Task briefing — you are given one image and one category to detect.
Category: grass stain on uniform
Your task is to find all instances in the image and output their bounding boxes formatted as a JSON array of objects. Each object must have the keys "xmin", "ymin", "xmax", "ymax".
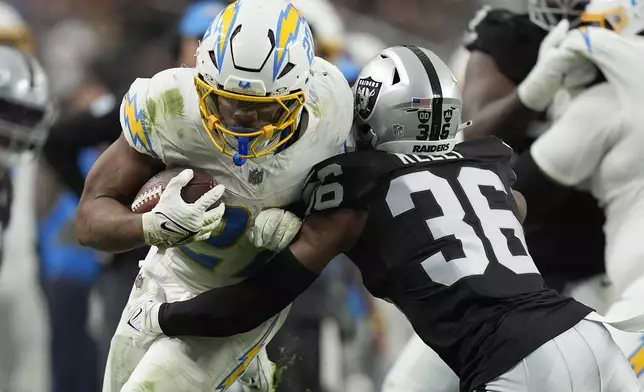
[
  {"xmin": 161, "ymin": 88, "xmax": 185, "ymax": 119},
  {"xmin": 144, "ymin": 88, "xmax": 185, "ymax": 134}
]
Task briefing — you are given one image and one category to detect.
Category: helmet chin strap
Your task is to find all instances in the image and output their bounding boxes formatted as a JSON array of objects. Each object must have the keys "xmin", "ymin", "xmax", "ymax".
[
  {"xmin": 233, "ymin": 137, "xmax": 249, "ymax": 166},
  {"xmin": 230, "ymin": 126, "xmax": 256, "ymax": 166}
]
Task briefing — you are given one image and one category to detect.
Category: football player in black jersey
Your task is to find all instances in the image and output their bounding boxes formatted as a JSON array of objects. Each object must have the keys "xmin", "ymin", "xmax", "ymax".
[
  {"xmin": 0, "ymin": 45, "xmax": 52, "ymax": 271},
  {"xmin": 384, "ymin": 2, "xmax": 613, "ymax": 390},
  {"xmin": 461, "ymin": 0, "xmax": 609, "ymax": 299},
  {"xmin": 125, "ymin": 45, "xmax": 642, "ymax": 392}
]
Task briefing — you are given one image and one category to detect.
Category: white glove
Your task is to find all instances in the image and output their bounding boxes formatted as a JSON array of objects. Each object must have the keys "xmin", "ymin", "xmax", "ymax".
[
  {"xmin": 142, "ymin": 169, "xmax": 226, "ymax": 248},
  {"xmin": 126, "ymin": 282, "xmax": 164, "ymax": 349},
  {"xmin": 247, "ymin": 209, "xmax": 302, "ymax": 252},
  {"xmin": 518, "ymin": 20, "xmax": 596, "ymax": 111}
]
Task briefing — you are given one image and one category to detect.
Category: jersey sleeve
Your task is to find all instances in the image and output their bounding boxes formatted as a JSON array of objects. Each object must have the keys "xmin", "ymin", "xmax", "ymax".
[
  {"xmin": 464, "ymin": 8, "xmax": 546, "ymax": 84},
  {"xmin": 530, "ymin": 83, "xmax": 620, "ymax": 186},
  {"xmin": 455, "ymin": 137, "xmax": 516, "ymax": 186},
  {"xmin": 302, "ymin": 151, "xmax": 396, "ymax": 216}
]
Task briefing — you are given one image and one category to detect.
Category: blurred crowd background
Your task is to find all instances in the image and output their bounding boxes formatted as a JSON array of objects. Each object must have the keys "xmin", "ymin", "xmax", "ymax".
[{"xmin": 0, "ymin": 0, "xmax": 521, "ymax": 391}]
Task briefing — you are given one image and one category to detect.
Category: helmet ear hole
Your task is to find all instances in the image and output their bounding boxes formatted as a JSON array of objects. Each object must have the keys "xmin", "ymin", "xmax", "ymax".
[
  {"xmin": 278, "ymin": 62, "xmax": 296, "ymax": 80},
  {"xmin": 392, "ymin": 69, "xmax": 401, "ymax": 85},
  {"xmin": 208, "ymin": 50, "xmax": 219, "ymax": 70}
]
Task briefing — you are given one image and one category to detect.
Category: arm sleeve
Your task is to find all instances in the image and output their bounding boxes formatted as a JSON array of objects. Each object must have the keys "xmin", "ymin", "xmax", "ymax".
[
  {"xmin": 530, "ymin": 84, "xmax": 620, "ymax": 187},
  {"xmin": 42, "ymin": 105, "xmax": 120, "ymax": 197},
  {"xmin": 158, "ymin": 249, "xmax": 319, "ymax": 337}
]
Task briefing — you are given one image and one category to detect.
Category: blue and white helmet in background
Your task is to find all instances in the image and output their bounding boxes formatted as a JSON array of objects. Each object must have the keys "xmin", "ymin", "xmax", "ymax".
[{"xmin": 179, "ymin": 1, "xmax": 226, "ymax": 38}]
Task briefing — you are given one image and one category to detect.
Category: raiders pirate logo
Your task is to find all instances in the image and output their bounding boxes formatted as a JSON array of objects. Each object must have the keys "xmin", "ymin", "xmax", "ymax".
[
  {"xmin": 444, "ymin": 108, "xmax": 454, "ymax": 123},
  {"xmin": 392, "ymin": 124, "xmax": 404, "ymax": 139},
  {"xmin": 355, "ymin": 77, "xmax": 383, "ymax": 120}
]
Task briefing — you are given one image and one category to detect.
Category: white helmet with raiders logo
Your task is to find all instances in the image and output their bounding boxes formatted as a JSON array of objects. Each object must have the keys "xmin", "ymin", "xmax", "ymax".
[
  {"xmin": 0, "ymin": 45, "xmax": 53, "ymax": 166},
  {"xmin": 195, "ymin": 0, "xmax": 315, "ymax": 166},
  {"xmin": 353, "ymin": 45, "xmax": 470, "ymax": 156},
  {"xmin": 580, "ymin": 0, "xmax": 644, "ymax": 36},
  {"xmin": 529, "ymin": 0, "xmax": 590, "ymax": 30}
]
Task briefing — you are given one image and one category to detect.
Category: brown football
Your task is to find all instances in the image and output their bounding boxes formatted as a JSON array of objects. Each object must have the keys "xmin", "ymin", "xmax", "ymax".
[{"xmin": 131, "ymin": 167, "xmax": 217, "ymax": 213}]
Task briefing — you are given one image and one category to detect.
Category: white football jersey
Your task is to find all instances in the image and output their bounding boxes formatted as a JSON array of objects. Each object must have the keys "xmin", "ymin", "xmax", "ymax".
[
  {"xmin": 120, "ymin": 57, "xmax": 353, "ymax": 286},
  {"xmin": 531, "ymin": 30, "xmax": 644, "ymax": 294}
]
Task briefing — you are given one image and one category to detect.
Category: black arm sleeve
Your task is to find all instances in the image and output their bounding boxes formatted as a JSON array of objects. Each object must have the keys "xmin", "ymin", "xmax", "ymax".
[
  {"xmin": 42, "ymin": 105, "xmax": 121, "ymax": 198},
  {"xmin": 512, "ymin": 150, "xmax": 572, "ymax": 218},
  {"xmin": 158, "ymin": 249, "xmax": 320, "ymax": 337}
]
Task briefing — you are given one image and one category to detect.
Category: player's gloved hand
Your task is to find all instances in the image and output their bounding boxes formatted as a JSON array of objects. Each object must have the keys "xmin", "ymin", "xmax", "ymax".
[
  {"xmin": 247, "ymin": 208, "xmax": 302, "ymax": 252},
  {"xmin": 518, "ymin": 20, "xmax": 596, "ymax": 111},
  {"xmin": 142, "ymin": 169, "xmax": 226, "ymax": 248},
  {"xmin": 126, "ymin": 282, "xmax": 164, "ymax": 349}
]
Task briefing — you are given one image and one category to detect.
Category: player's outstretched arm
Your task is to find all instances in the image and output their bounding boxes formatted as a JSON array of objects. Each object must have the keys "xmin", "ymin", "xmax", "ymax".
[
  {"xmin": 76, "ymin": 135, "xmax": 165, "ymax": 252},
  {"xmin": 462, "ymin": 51, "xmax": 537, "ymax": 146},
  {"xmin": 156, "ymin": 209, "xmax": 367, "ymax": 337}
]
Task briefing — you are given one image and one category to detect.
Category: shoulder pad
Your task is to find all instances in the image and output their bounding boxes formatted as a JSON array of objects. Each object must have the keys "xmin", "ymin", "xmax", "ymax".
[{"xmin": 453, "ymin": 137, "xmax": 513, "ymax": 163}]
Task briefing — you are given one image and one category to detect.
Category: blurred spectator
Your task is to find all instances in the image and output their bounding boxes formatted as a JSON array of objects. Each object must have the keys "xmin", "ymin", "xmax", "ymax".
[
  {"xmin": 37, "ymin": 151, "xmax": 102, "ymax": 392},
  {"xmin": 175, "ymin": 0, "xmax": 225, "ymax": 67}
]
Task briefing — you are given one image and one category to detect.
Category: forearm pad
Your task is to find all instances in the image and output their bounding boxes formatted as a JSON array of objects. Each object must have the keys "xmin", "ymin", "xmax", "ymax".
[{"xmin": 158, "ymin": 248, "xmax": 319, "ymax": 337}]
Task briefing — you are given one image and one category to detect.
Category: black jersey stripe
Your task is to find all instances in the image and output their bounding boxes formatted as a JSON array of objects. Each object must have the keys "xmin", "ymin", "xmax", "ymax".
[{"xmin": 403, "ymin": 45, "xmax": 443, "ymax": 141}]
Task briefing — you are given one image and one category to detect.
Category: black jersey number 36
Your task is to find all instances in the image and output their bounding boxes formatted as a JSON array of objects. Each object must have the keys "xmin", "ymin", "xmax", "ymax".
[
  {"xmin": 306, "ymin": 164, "xmax": 538, "ymax": 287},
  {"xmin": 387, "ymin": 167, "xmax": 538, "ymax": 286}
]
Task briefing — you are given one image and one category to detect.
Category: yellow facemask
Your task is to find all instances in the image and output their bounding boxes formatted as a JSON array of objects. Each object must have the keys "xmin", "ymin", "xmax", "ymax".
[
  {"xmin": 580, "ymin": 7, "xmax": 629, "ymax": 33},
  {"xmin": 0, "ymin": 27, "xmax": 34, "ymax": 54},
  {"xmin": 194, "ymin": 76, "xmax": 305, "ymax": 165}
]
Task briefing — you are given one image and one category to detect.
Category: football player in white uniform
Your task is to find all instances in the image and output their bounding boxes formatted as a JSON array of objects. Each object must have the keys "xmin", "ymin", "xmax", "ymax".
[
  {"xmin": 75, "ymin": 1, "xmax": 353, "ymax": 391},
  {"xmin": 527, "ymin": 0, "xmax": 644, "ymax": 382}
]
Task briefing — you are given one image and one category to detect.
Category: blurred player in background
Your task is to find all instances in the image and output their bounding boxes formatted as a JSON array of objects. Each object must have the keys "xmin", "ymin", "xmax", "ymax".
[
  {"xmin": 0, "ymin": 2, "xmax": 46, "ymax": 270},
  {"xmin": 463, "ymin": 0, "xmax": 608, "ymax": 305},
  {"xmin": 521, "ymin": 0, "xmax": 644, "ymax": 382},
  {"xmin": 0, "ymin": 45, "xmax": 51, "ymax": 268},
  {"xmin": 75, "ymin": 0, "xmax": 353, "ymax": 391},
  {"xmin": 0, "ymin": 44, "xmax": 52, "ymax": 391}
]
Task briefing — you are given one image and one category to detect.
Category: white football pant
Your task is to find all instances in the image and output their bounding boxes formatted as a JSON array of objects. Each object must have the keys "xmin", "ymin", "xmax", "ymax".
[
  {"xmin": 605, "ymin": 274, "xmax": 644, "ymax": 385},
  {"xmin": 383, "ymin": 319, "xmax": 642, "ymax": 392},
  {"xmin": 102, "ymin": 248, "xmax": 289, "ymax": 392}
]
